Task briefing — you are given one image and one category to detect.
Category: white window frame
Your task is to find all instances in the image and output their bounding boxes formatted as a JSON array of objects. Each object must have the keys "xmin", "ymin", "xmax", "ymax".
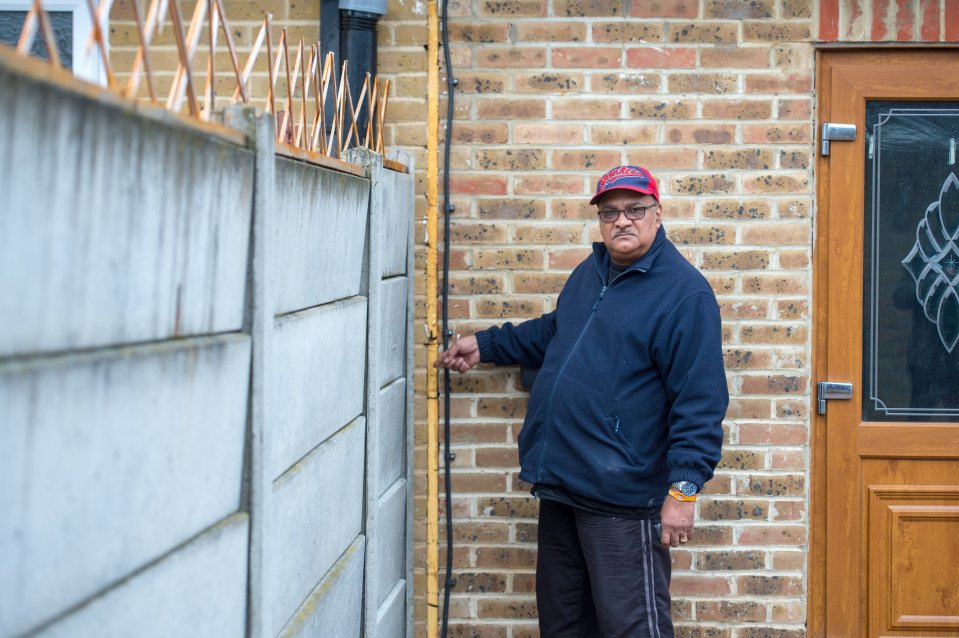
[{"xmin": 0, "ymin": 0, "xmax": 108, "ymax": 85}]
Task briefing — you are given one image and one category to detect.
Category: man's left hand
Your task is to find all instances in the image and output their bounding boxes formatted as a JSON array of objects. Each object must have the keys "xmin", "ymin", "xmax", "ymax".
[{"xmin": 659, "ymin": 497, "xmax": 695, "ymax": 548}]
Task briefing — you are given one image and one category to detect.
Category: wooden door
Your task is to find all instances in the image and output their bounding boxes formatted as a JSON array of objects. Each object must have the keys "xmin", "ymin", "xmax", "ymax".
[{"xmin": 814, "ymin": 50, "xmax": 959, "ymax": 638}]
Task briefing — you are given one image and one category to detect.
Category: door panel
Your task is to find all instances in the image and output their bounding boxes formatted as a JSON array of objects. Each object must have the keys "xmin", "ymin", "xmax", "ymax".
[{"xmin": 815, "ymin": 50, "xmax": 959, "ymax": 638}]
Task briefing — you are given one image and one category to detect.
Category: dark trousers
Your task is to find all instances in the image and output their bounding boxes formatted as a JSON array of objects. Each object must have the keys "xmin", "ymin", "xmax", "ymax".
[{"xmin": 536, "ymin": 499, "xmax": 673, "ymax": 638}]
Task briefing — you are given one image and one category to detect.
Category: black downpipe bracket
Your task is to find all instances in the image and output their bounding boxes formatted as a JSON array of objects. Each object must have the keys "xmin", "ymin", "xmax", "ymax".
[{"xmin": 440, "ymin": 0, "xmax": 456, "ymax": 636}]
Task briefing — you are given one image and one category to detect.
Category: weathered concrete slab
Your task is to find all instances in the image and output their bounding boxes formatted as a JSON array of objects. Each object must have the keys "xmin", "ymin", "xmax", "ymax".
[
  {"xmin": 273, "ymin": 158, "xmax": 370, "ymax": 315},
  {"xmin": 276, "ymin": 536, "xmax": 365, "ymax": 638},
  {"xmin": 0, "ymin": 335, "xmax": 251, "ymax": 637},
  {"xmin": 373, "ymin": 480, "xmax": 408, "ymax": 611},
  {"xmin": 376, "ymin": 379, "xmax": 407, "ymax": 498},
  {"xmin": 269, "ymin": 417, "xmax": 365, "ymax": 637},
  {"xmin": 0, "ymin": 65, "xmax": 254, "ymax": 358},
  {"xmin": 376, "ymin": 167, "xmax": 413, "ymax": 279},
  {"xmin": 378, "ymin": 276, "xmax": 408, "ymax": 388},
  {"xmin": 36, "ymin": 514, "xmax": 249, "ymax": 638},
  {"xmin": 374, "ymin": 581, "xmax": 407, "ymax": 638},
  {"xmin": 270, "ymin": 296, "xmax": 367, "ymax": 480}
]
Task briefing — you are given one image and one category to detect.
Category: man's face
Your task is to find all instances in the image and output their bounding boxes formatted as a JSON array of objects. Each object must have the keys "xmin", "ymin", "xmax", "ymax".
[{"xmin": 597, "ymin": 189, "xmax": 662, "ymax": 265}]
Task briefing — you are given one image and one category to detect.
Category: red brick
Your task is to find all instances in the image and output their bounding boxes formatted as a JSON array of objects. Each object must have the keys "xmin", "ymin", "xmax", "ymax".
[
  {"xmin": 552, "ymin": 149, "xmax": 621, "ymax": 170},
  {"xmin": 447, "ymin": 23, "xmax": 511, "ymax": 43},
  {"xmin": 626, "ymin": 47, "xmax": 697, "ymax": 68},
  {"xmin": 666, "ymin": 124, "xmax": 736, "ymax": 144},
  {"xmin": 477, "ymin": 198, "xmax": 546, "ymax": 220},
  {"xmin": 630, "ymin": 0, "xmax": 698, "ymax": 17},
  {"xmin": 947, "ymin": 0, "xmax": 959, "ymax": 40},
  {"xmin": 743, "ymin": 124, "xmax": 812, "ymax": 144},
  {"xmin": 476, "ymin": 149, "xmax": 547, "ymax": 171},
  {"xmin": 738, "ymin": 422, "xmax": 807, "ymax": 445},
  {"xmin": 896, "ymin": 0, "xmax": 916, "ymax": 39},
  {"xmin": 548, "ymin": 247, "xmax": 592, "ymax": 268},
  {"xmin": 513, "ymin": 272, "xmax": 570, "ymax": 294},
  {"xmin": 626, "ymin": 149, "xmax": 699, "ymax": 170},
  {"xmin": 514, "ymin": 174, "xmax": 585, "ymax": 195},
  {"xmin": 696, "ymin": 600, "xmax": 766, "ymax": 622},
  {"xmin": 719, "ymin": 300, "xmax": 770, "ymax": 320},
  {"xmin": 515, "ymin": 123, "xmax": 584, "ymax": 145},
  {"xmin": 477, "ymin": 0, "xmax": 547, "ymax": 17},
  {"xmin": 552, "ymin": 47, "xmax": 622, "ymax": 68},
  {"xmin": 745, "ymin": 71, "xmax": 813, "ymax": 93},
  {"xmin": 591, "ymin": 71, "xmax": 663, "ymax": 93},
  {"xmin": 511, "ymin": 222, "xmax": 586, "ymax": 243},
  {"xmin": 701, "ymin": 47, "xmax": 771, "ymax": 68},
  {"xmin": 670, "ymin": 575, "xmax": 733, "ymax": 595},
  {"xmin": 589, "ymin": 124, "xmax": 657, "ymax": 145},
  {"xmin": 516, "ymin": 21, "xmax": 587, "ymax": 42},
  {"xmin": 449, "ymin": 175, "xmax": 508, "ymax": 195},
  {"xmin": 475, "ymin": 297, "xmax": 547, "ymax": 318},
  {"xmin": 667, "ymin": 22, "xmax": 740, "ymax": 43},
  {"xmin": 476, "ymin": 47, "xmax": 547, "ymax": 68},
  {"xmin": 737, "ymin": 574, "xmax": 803, "ymax": 596},
  {"xmin": 552, "ymin": 99, "xmax": 622, "ymax": 120},
  {"xmin": 554, "ymin": 0, "xmax": 623, "ymax": 16},
  {"xmin": 476, "ymin": 596, "xmax": 538, "ymax": 619},
  {"xmin": 475, "ymin": 547, "xmax": 537, "ymax": 568},
  {"xmin": 474, "ymin": 249, "xmax": 545, "ymax": 270},
  {"xmin": 450, "ymin": 123, "xmax": 510, "ymax": 144},
  {"xmin": 592, "ymin": 21, "xmax": 665, "ymax": 42},
  {"xmin": 514, "ymin": 72, "xmax": 585, "ymax": 93},
  {"xmin": 702, "ymin": 99, "xmax": 773, "ymax": 120}
]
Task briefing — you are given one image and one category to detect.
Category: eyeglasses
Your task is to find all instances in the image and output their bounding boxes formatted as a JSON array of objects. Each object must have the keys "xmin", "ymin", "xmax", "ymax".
[{"xmin": 597, "ymin": 203, "xmax": 658, "ymax": 223}]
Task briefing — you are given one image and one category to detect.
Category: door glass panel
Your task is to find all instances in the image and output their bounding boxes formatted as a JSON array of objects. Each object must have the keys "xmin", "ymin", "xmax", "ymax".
[
  {"xmin": 864, "ymin": 101, "xmax": 959, "ymax": 421},
  {"xmin": 0, "ymin": 11, "xmax": 73, "ymax": 69}
]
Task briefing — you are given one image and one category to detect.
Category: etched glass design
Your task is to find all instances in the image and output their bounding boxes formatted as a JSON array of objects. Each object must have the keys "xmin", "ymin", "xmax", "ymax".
[
  {"xmin": 863, "ymin": 102, "xmax": 959, "ymax": 421},
  {"xmin": 0, "ymin": 10, "xmax": 73, "ymax": 69}
]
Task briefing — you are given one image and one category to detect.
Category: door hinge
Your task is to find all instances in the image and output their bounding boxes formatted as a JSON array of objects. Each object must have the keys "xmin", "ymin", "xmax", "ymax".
[
  {"xmin": 817, "ymin": 381, "xmax": 854, "ymax": 415},
  {"xmin": 821, "ymin": 123, "xmax": 857, "ymax": 156}
]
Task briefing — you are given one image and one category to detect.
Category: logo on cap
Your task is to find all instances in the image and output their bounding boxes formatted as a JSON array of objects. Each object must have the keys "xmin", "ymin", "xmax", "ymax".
[{"xmin": 590, "ymin": 165, "xmax": 659, "ymax": 205}]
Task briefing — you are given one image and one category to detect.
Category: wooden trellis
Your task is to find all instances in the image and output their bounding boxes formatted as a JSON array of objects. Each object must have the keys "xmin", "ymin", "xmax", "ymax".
[{"xmin": 11, "ymin": 0, "xmax": 390, "ymax": 158}]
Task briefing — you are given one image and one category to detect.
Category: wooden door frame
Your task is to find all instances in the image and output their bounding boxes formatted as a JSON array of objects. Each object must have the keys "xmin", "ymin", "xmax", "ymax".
[{"xmin": 810, "ymin": 46, "xmax": 959, "ymax": 638}]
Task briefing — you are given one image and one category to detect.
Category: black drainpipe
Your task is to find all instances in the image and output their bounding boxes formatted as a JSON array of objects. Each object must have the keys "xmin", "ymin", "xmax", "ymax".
[{"xmin": 320, "ymin": 0, "xmax": 386, "ymax": 148}]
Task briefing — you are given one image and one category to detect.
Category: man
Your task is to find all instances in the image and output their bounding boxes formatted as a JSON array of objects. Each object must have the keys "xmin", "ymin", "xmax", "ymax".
[{"xmin": 434, "ymin": 165, "xmax": 728, "ymax": 637}]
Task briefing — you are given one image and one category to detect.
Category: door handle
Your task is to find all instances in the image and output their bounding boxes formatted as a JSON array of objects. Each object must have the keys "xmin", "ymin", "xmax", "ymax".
[{"xmin": 817, "ymin": 382, "xmax": 854, "ymax": 415}]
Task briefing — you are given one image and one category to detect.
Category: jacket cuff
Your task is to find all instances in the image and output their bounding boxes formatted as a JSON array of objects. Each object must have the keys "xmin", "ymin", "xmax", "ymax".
[
  {"xmin": 475, "ymin": 329, "xmax": 495, "ymax": 363},
  {"xmin": 667, "ymin": 467, "xmax": 708, "ymax": 492}
]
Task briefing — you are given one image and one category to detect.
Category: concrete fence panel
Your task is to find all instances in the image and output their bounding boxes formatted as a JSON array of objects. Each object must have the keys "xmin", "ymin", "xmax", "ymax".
[
  {"xmin": 0, "ymin": 64, "xmax": 254, "ymax": 358},
  {"xmin": 267, "ymin": 417, "xmax": 366, "ymax": 637},
  {"xmin": 376, "ymin": 378, "xmax": 408, "ymax": 497},
  {"xmin": 0, "ymin": 335, "xmax": 250, "ymax": 636},
  {"xmin": 276, "ymin": 537, "xmax": 365, "ymax": 638},
  {"xmin": 268, "ymin": 297, "xmax": 368, "ymax": 481},
  {"xmin": 0, "ymin": 56, "xmax": 413, "ymax": 638},
  {"xmin": 377, "ymin": 275, "xmax": 409, "ymax": 388},
  {"xmin": 35, "ymin": 514, "xmax": 250, "ymax": 638},
  {"xmin": 272, "ymin": 158, "xmax": 370, "ymax": 315}
]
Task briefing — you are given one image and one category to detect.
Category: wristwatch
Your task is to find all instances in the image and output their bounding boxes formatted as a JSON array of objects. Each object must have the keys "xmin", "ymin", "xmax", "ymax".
[{"xmin": 668, "ymin": 481, "xmax": 699, "ymax": 502}]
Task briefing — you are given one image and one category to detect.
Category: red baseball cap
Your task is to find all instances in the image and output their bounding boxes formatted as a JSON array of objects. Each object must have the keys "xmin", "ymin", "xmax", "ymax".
[{"xmin": 589, "ymin": 165, "xmax": 660, "ymax": 205}]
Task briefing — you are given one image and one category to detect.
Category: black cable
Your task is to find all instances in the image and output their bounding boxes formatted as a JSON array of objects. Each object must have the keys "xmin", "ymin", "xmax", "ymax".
[{"xmin": 439, "ymin": 0, "xmax": 455, "ymax": 635}]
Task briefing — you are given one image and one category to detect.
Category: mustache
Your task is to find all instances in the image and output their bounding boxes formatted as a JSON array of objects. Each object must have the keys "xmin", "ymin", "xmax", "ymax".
[{"xmin": 613, "ymin": 230, "xmax": 635, "ymax": 237}]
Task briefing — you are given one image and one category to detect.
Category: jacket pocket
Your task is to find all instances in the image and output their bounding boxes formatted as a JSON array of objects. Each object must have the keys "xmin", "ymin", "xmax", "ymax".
[{"xmin": 605, "ymin": 415, "xmax": 639, "ymax": 464}]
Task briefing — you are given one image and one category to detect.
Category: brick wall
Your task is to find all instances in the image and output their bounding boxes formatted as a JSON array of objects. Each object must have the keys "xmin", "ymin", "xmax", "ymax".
[{"xmin": 378, "ymin": 1, "xmax": 959, "ymax": 637}]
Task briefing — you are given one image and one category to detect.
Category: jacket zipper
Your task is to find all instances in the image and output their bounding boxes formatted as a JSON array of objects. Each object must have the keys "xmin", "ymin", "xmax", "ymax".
[
  {"xmin": 536, "ymin": 283, "xmax": 608, "ymax": 480},
  {"xmin": 535, "ymin": 255, "xmax": 648, "ymax": 481}
]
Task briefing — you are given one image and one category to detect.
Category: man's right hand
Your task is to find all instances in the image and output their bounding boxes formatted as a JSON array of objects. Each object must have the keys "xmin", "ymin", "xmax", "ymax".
[{"xmin": 433, "ymin": 335, "xmax": 481, "ymax": 373}]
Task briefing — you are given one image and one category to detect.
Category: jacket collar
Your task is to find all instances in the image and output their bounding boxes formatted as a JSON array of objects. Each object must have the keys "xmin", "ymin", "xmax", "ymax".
[{"xmin": 592, "ymin": 225, "xmax": 668, "ymax": 274}]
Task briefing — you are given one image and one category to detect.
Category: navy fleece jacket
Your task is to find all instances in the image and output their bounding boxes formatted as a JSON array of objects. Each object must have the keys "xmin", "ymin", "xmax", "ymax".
[{"xmin": 475, "ymin": 226, "xmax": 728, "ymax": 507}]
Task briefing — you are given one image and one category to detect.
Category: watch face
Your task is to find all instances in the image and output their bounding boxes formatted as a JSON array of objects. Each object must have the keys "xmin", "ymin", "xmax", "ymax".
[{"xmin": 676, "ymin": 481, "xmax": 697, "ymax": 496}]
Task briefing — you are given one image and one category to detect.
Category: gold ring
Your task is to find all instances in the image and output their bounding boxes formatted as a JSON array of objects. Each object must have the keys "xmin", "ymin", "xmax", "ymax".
[{"xmin": 679, "ymin": 536, "xmax": 688, "ymax": 544}]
